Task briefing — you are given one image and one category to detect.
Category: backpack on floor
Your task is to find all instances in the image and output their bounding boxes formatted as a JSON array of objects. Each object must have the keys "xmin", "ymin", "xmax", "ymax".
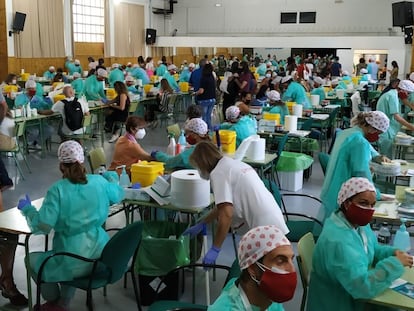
[{"xmin": 62, "ymin": 98, "xmax": 83, "ymax": 131}]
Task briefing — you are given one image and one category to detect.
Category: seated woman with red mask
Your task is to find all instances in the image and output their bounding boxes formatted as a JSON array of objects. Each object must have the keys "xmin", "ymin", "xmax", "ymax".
[
  {"xmin": 151, "ymin": 118, "xmax": 210, "ymax": 170},
  {"xmin": 307, "ymin": 177, "xmax": 413, "ymax": 311},
  {"xmin": 208, "ymin": 225, "xmax": 296, "ymax": 311}
]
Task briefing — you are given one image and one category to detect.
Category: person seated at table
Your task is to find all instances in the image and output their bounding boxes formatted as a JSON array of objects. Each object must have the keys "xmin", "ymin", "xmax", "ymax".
[
  {"xmin": 65, "ymin": 58, "xmax": 82, "ymax": 76},
  {"xmin": 281, "ymin": 75, "xmax": 312, "ymax": 109},
  {"xmin": 70, "ymin": 72, "xmax": 84, "ymax": 96},
  {"xmin": 1, "ymin": 73, "xmax": 21, "ymax": 94},
  {"xmin": 359, "ymin": 68, "xmax": 370, "ymax": 82},
  {"xmin": 320, "ymin": 111, "xmax": 392, "ymax": 222},
  {"xmin": 155, "ymin": 60, "xmax": 168, "ymax": 77},
  {"xmin": 376, "ymin": 79, "xmax": 414, "ymax": 158},
  {"xmin": 163, "ymin": 64, "xmax": 180, "ymax": 92},
  {"xmin": 307, "ymin": 177, "xmax": 413, "ymax": 311},
  {"xmin": 220, "ymin": 105, "xmax": 256, "ymax": 147},
  {"xmin": 145, "ymin": 78, "xmax": 175, "ymax": 128},
  {"xmin": 125, "ymin": 75, "xmax": 139, "ymax": 94},
  {"xmin": 310, "ymin": 76, "xmax": 326, "ymax": 105},
  {"xmin": 184, "ymin": 141, "xmax": 288, "ymax": 265},
  {"xmin": 108, "ymin": 63, "xmax": 124, "ymax": 88},
  {"xmin": 152, "ymin": 117, "xmax": 210, "ymax": 170},
  {"xmin": 15, "ymin": 80, "xmax": 54, "ymax": 148},
  {"xmin": 240, "ymin": 91, "xmax": 252, "ymax": 106},
  {"xmin": 43, "ymin": 66, "xmax": 56, "ymax": 80},
  {"xmin": 0, "ymin": 98, "xmax": 16, "ymax": 149},
  {"xmin": 108, "ymin": 116, "xmax": 152, "ymax": 175},
  {"xmin": 341, "ymin": 70, "xmax": 352, "ymax": 83},
  {"xmin": 51, "ymin": 73, "xmax": 65, "ymax": 91},
  {"xmin": 52, "ymin": 85, "xmax": 90, "ymax": 139},
  {"xmin": 184, "ymin": 104, "xmax": 202, "ymax": 124},
  {"xmin": 130, "ymin": 64, "xmax": 150, "ymax": 85},
  {"xmin": 252, "ymin": 84, "xmax": 269, "ymax": 106},
  {"xmin": 398, "ymin": 79, "xmax": 414, "ymax": 117},
  {"xmin": 17, "ymin": 140, "xmax": 124, "ymax": 311},
  {"xmin": 105, "ymin": 81, "xmax": 130, "ymax": 143},
  {"xmin": 267, "ymin": 90, "xmax": 289, "ymax": 125},
  {"xmin": 83, "ymin": 68, "xmax": 107, "ymax": 101},
  {"xmin": 209, "ymin": 225, "xmax": 296, "ymax": 311}
]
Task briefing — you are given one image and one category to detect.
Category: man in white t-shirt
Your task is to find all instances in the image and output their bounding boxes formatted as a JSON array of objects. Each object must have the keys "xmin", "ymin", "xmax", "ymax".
[
  {"xmin": 52, "ymin": 85, "xmax": 90, "ymax": 137},
  {"xmin": 184, "ymin": 141, "xmax": 288, "ymax": 266}
]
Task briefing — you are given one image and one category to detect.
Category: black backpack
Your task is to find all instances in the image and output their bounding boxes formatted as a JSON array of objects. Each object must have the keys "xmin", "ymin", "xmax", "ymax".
[{"xmin": 62, "ymin": 98, "xmax": 83, "ymax": 131}]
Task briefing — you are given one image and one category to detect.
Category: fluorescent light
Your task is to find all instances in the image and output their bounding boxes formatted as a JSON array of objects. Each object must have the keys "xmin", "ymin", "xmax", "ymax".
[
  {"xmin": 215, "ymin": 3, "xmax": 222, "ymax": 7},
  {"xmin": 114, "ymin": 0, "xmax": 121, "ymax": 5}
]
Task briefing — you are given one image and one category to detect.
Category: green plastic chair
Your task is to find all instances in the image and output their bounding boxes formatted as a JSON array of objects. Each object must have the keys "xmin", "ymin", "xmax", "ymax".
[
  {"xmin": 262, "ymin": 178, "xmax": 323, "ymax": 242},
  {"xmin": 148, "ymin": 261, "xmax": 240, "ymax": 311},
  {"xmin": 318, "ymin": 152, "xmax": 329, "ymax": 176},
  {"xmin": 30, "ymin": 222, "xmax": 144, "ymax": 311},
  {"xmin": 297, "ymin": 232, "xmax": 316, "ymax": 311}
]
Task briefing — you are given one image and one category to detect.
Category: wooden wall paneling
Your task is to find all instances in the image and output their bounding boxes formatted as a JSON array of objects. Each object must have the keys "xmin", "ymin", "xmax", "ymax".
[
  {"xmin": 8, "ymin": 57, "xmax": 66, "ymax": 77},
  {"xmin": 0, "ymin": 0, "xmax": 9, "ymax": 80}
]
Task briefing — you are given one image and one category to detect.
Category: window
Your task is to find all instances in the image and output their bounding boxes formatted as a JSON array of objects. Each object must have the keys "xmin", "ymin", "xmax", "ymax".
[
  {"xmin": 280, "ymin": 12, "xmax": 297, "ymax": 24},
  {"xmin": 72, "ymin": 0, "xmax": 104, "ymax": 42},
  {"xmin": 299, "ymin": 12, "xmax": 316, "ymax": 24}
]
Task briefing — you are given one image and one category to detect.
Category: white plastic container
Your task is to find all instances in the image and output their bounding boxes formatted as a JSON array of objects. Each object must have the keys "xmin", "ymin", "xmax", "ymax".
[{"xmin": 279, "ymin": 171, "xmax": 303, "ymax": 192}]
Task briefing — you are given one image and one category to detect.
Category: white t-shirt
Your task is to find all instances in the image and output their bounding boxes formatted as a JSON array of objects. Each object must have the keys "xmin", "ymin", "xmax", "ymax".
[
  {"xmin": 210, "ymin": 156, "xmax": 289, "ymax": 234},
  {"xmin": 52, "ymin": 97, "xmax": 89, "ymax": 135}
]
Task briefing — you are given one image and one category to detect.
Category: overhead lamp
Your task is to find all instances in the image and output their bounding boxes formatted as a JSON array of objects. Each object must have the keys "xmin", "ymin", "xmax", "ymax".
[{"xmin": 215, "ymin": 3, "xmax": 222, "ymax": 7}]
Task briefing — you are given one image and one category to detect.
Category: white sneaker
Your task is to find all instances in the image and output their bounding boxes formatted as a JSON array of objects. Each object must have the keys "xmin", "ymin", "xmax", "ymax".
[{"xmin": 109, "ymin": 134, "xmax": 120, "ymax": 143}]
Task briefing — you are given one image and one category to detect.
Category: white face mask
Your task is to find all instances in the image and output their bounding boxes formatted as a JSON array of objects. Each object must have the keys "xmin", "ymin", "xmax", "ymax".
[
  {"xmin": 265, "ymin": 73, "xmax": 271, "ymax": 78},
  {"xmin": 135, "ymin": 128, "xmax": 146, "ymax": 140},
  {"xmin": 11, "ymin": 79, "xmax": 16, "ymax": 84}
]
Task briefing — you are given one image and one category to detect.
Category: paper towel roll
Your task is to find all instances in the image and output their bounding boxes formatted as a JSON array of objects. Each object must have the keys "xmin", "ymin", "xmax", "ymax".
[
  {"xmin": 234, "ymin": 134, "xmax": 257, "ymax": 161},
  {"xmin": 311, "ymin": 94, "xmax": 320, "ymax": 107},
  {"xmin": 246, "ymin": 138, "xmax": 265, "ymax": 161},
  {"xmin": 336, "ymin": 89, "xmax": 345, "ymax": 99},
  {"xmin": 170, "ymin": 169, "xmax": 211, "ymax": 209},
  {"xmin": 285, "ymin": 115, "xmax": 298, "ymax": 132},
  {"xmin": 293, "ymin": 104, "xmax": 303, "ymax": 117}
]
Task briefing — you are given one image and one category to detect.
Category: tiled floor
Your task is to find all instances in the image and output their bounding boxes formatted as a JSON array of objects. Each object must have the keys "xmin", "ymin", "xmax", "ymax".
[{"xmin": 0, "ymin": 123, "xmax": 324, "ymax": 310}]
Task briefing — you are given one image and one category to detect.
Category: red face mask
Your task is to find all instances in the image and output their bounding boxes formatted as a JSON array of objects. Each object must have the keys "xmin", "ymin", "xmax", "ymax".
[
  {"xmin": 365, "ymin": 131, "xmax": 380, "ymax": 142},
  {"xmin": 27, "ymin": 89, "xmax": 36, "ymax": 97},
  {"xmin": 344, "ymin": 202, "xmax": 375, "ymax": 226},
  {"xmin": 254, "ymin": 262, "xmax": 297, "ymax": 303},
  {"xmin": 186, "ymin": 134, "xmax": 197, "ymax": 145}
]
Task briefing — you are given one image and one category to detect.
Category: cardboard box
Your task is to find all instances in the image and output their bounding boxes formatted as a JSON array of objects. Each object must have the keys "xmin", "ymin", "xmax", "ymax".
[{"xmin": 279, "ymin": 170, "xmax": 303, "ymax": 192}]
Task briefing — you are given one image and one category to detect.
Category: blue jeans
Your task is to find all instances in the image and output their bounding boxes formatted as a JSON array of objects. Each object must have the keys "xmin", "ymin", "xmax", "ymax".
[{"xmin": 197, "ymin": 98, "xmax": 216, "ymax": 129}]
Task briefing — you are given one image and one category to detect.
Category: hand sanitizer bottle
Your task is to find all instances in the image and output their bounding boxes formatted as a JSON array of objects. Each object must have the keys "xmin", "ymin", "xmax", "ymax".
[
  {"xmin": 167, "ymin": 133, "xmax": 176, "ymax": 156},
  {"xmin": 117, "ymin": 165, "xmax": 130, "ymax": 188},
  {"xmin": 178, "ymin": 130, "xmax": 187, "ymax": 153},
  {"xmin": 393, "ymin": 218, "xmax": 411, "ymax": 252}
]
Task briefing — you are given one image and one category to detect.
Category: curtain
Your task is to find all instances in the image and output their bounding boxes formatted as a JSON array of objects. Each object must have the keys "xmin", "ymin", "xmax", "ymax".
[
  {"xmin": 104, "ymin": 0, "xmax": 110, "ymax": 57},
  {"xmin": 114, "ymin": 2, "xmax": 144, "ymax": 57},
  {"xmin": 13, "ymin": 0, "xmax": 65, "ymax": 57}
]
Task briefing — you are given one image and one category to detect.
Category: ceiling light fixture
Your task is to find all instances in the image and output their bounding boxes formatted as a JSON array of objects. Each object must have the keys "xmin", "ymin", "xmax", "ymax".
[{"xmin": 215, "ymin": 3, "xmax": 222, "ymax": 7}]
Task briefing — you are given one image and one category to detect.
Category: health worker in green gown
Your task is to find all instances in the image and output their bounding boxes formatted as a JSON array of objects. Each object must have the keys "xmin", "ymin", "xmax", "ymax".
[
  {"xmin": 281, "ymin": 75, "xmax": 312, "ymax": 109},
  {"xmin": 268, "ymin": 90, "xmax": 290, "ymax": 125},
  {"xmin": 310, "ymin": 76, "xmax": 326, "ymax": 105},
  {"xmin": 18, "ymin": 140, "xmax": 124, "ymax": 310},
  {"xmin": 209, "ymin": 225, "xmax": 296, "ymax": 311},
  {"xmin": 307, "ymin": 177, "xmax": 413, "ymax": 311},
  {"xmin": 83, "ymin": 68, "xmax": 107, "ymax": 101},
  {"xmin": 320, "ymin": 111, "xmax": 392, "ymax": 222},
  {"xmin": 108, "ymin": 63, "xmax": 125, "ymax": 87},
  {"xmin": 220, "ymin": 105, "xmax": 256, "ymax": 147},
  {"xmin": 376, "ymin": 79, "xmax": 414, "ymax": 158},
  {"xmin": 70, "ymin": 72, "xmax": 84, "ymax": 96}
]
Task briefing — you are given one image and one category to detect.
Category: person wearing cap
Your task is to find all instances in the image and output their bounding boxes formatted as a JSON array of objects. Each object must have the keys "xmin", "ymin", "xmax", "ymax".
[
  {"xmin": 131, "ymin": 64, "xmax": 150, "ymax": 86},
  {"xmin": 281, "ymin": 75, "xmax": 312, "ymax": 109},
  {"xmin": 209, "ymin": 225, "xmax": 296, "ymax": 311},
  {"xmin": 108, "ymin": 63, "xmax": 124, "ymax": 87},
  {"xmin": 43, "ymin": 66, "xmax": 56, "ymax": 80},
  {"xmin": 65, "ymin": 58, "xmax": 82, "ymax": 76},
  {"xmin": 320, "ymin": 111, "xmax": 392, "ymax": 221},
  {"xmin": 268, "ymin": 90, "xmax": 290, "ymax": 125},
  {"xmin": 83, "ymin": 68, "xmax": 107, "ymax": 101},
  {"xmin": 109, "ymin": 116, "xmax": 152, "ymax": 175},
  {"xmin": 367, "ymin": 58, "xmax": 379, "ymax": 81},
  {"xmin": 179, "ymin": 66, "xmax": 191, "ymax": 83},
  {"xmin": 52, "ymin": 85, "xmax": 90, "ymax": 139},
  {"xmin": 359, "ymin": 68, "xmax": 370, "ymax": 82},
  {"xmin": 17, "ymin": 140, "xmax": 124, "ymax": 310},
  {"xmin": 15, "ymin": 80, "xmax": 54, "ymax": 148},
  {"xmin": 220, "ymin": 105, "xmax": 256, "ymax": 147},
  {"xmin": 398, "ymin": 79, "xmax": 414, "ymax": 117},
  {"xmin": 152, "ymin": 118, "xmax": 211, "ymax": 170},
  {"xmin": 125, "ymin": 75, "xmax": 139, "ymax": 94},
  {"xmin": 155, "ymin": 60, "xmax": 168, "ymax": 77},
  {"xmin": 355, "ymin": 58, "xmax": 367, "ymax": 76},
  {"xmin": 70, "ymin": 72, "xmax": 84, "ymax": 95},
  {"xmin": 310, "ymin": 76, "xmax": 326, "ymax": 105},
  {"xmin": 125, "ymin": 62, "xmax": 133, "ymax": 73},
  {"xmin": 185, "ymin": 141, "xmax": 289, "ymax": 266},
  {"xmin": 252, "ymin": 84, "xmax": 270, "ymax": 107},
  {"xmin": 341, "ymin": 70, "xmax": 351, "ymax": 82},
  {"xmin": 308, "ymin": 177, "xmax": 413, "ymax": 311},
  {"xmin": 162, "ymin": 64, "xmax": 180, "ymax": 92},
  {"xmin": 376, "ymin": 79, "xmax": 414, "ymax": 158}
]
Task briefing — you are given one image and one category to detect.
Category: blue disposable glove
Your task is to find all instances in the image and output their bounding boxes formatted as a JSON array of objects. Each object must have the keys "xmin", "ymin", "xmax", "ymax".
[
  {"xmin": 151, "ymin": 150, "xmax": 158, "ymax": 159},
  {"xmin": 182, "ymin": 222, "xmax": 205, "ymax": 238},
  {"xmin": 202, "ymin": 246, "xmax": 221, "ymax": 266},
  {"xmin": 101, "ymin": 97, "xmax": 109, "ymax": 104},
  {"xmin": 17, "ymin": 194, "xmax": 31, "ymax": 210}
]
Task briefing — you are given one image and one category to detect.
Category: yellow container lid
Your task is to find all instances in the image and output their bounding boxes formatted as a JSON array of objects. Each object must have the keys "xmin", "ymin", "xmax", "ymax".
[
  {"xmin": 286, "ymin": 101, "xmax": 296, "ymax": 106},
  {"xmin": 179, "ymin": 82, "xmax": 189, "ymax": 92},
  {"xmin": 131, "ymin": 161, "xmax": 164, "ymax": 173},
  {"xmin": 3, "ymin": 85, "xmax": 18, "ymax": 93},
  {"xmin": 21, "ymin": 73, "xmax": 30, "ymax": 81},
  {"xmin": 263, "ymin": 112, "xmax": 280, "ymax": 121}
]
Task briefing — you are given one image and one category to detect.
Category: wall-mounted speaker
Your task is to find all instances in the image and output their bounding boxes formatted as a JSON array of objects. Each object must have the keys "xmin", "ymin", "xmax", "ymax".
[
  {"xmin": 392, "ymin": 1, "xmax": 414, "ymax": 27},
  {"xmin": 145, "ymin": 28, "xmax": 157, "ymax": 45}
]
